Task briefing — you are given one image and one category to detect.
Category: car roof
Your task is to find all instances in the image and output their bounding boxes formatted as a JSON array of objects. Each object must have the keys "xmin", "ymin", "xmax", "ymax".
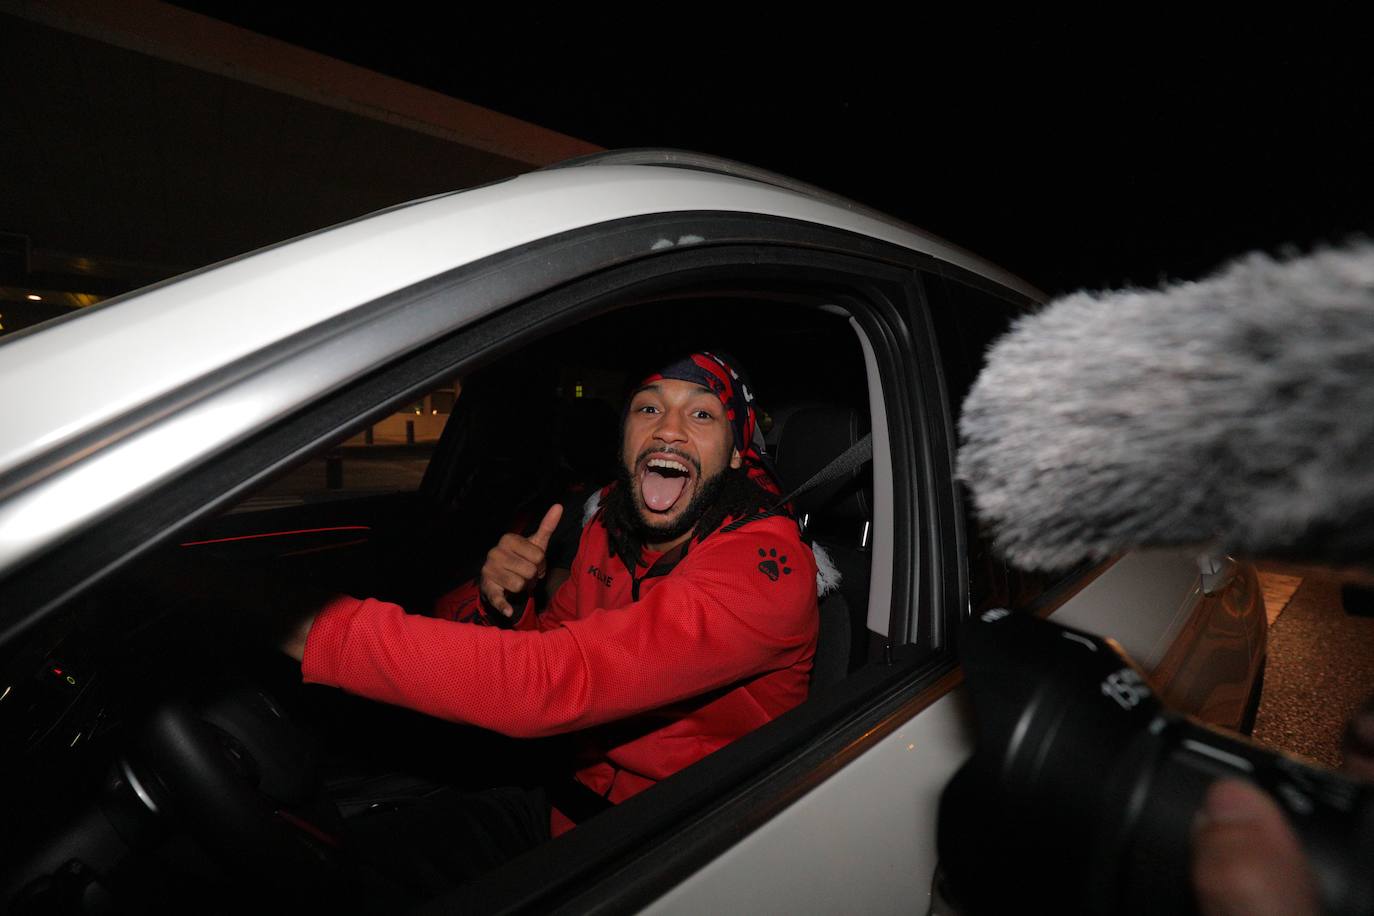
[{"xmin": 0, "ymin": 154, "xmax": 1040, "ymax": 578}]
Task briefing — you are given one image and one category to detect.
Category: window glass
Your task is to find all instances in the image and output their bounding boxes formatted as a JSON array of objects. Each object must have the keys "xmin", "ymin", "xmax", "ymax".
[{"xmin": 230, "ymin": 378, "xmax": 461, "ymax": 512}]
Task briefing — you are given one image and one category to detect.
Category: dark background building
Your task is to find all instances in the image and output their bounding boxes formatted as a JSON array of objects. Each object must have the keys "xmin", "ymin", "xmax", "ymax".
[
  {"xmin": 0, "ymin": 0, "xmax": 598, "ymax": 335},
  {"xmin": 4, "ymin": 3, "xmax": 1371, "ymax": 335}
]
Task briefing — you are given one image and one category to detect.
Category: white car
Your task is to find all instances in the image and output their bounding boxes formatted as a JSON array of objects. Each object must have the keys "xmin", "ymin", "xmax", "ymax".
[{"xmin": 0, "ymin": 150, "xmax": 1264, "ymax": 913}]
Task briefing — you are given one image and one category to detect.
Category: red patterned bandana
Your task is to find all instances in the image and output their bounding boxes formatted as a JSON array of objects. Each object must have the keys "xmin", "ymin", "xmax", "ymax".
[{"xmin": 638, "ymin": 352, "xmax": 781, "ymax": 495}]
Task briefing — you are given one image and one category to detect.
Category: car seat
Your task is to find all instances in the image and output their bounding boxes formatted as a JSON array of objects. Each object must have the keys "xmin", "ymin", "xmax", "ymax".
[{"xmin": 772, "ymin": 404, "xmax": 873, "ymax": 691}]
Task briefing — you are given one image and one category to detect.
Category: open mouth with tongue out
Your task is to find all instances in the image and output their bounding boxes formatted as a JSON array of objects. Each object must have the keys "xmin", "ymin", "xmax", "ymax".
[{"xmin": 639, "ymin": 454, "xmax": 697, "ymax": 514}]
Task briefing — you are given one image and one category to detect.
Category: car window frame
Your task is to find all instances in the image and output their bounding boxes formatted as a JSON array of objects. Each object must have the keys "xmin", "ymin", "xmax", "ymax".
[{"xmin": 1, "ymin": 218, "xmax": 969, "ymax": 914}]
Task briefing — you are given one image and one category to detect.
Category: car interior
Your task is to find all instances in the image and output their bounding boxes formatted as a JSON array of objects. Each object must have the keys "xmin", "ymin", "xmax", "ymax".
[{"xmin": 0, "ymin": 290, "xmax": 883, "ymax": 912}]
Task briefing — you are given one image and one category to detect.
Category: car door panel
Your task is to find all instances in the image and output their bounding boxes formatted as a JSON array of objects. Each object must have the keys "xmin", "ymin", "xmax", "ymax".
[
  {"xmin": 645, "ymin": 548, "xmax": 1250, "ymax": 913},
  {"xmin": 645, "ymin": 683, "xmax": 971, "ymax": 915}
]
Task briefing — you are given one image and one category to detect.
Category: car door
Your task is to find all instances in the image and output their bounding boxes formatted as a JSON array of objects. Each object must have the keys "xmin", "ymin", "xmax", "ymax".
[{"xmin": 0, "ymin": 199, "xmax": 963, "ymax": 912}]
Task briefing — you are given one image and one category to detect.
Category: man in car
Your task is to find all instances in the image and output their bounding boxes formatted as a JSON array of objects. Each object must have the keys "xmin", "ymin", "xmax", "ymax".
[{"xmin": 283, "ymin": 351, "xmax": 819, "ymax": 843}]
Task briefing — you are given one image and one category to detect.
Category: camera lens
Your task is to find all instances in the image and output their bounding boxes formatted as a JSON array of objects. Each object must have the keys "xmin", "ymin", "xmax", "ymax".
[{"xmin": 937, "ymin": 609, "xmax": 1374, "ymax": 915}]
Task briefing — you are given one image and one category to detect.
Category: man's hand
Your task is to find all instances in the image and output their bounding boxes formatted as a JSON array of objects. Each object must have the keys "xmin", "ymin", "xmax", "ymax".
[
  {"xmin": 1191, "ymin": 779, "xmax": 1321, "ymax": 916},
  {"xmin": 479, "ymin": 504, "xmax": 563, "ymax": 618},
  {"xmin": 281, "ymin": 610, "xmax": 317, "ymax": 662},
  {"xmin": 1191, "ymin": 693, "xmax": 1374, "ymax": 915}
]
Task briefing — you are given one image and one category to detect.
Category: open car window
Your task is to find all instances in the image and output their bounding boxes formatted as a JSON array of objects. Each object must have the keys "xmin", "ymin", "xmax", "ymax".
[{"xmin": 2, "ymin": 222, "xmax": 971, "ymax": 914}]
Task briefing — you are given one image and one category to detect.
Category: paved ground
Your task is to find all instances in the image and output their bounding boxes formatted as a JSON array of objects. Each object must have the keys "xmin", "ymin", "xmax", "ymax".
[{"xmin": 1252, "ymin": 565, "xmax": 1374, "ymax": 769}]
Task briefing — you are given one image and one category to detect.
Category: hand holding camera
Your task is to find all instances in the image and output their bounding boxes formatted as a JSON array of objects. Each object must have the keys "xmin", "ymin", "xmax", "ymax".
[{"xmin": 937, "ymin": 610, "xmax": 1374, "ymax": 915}]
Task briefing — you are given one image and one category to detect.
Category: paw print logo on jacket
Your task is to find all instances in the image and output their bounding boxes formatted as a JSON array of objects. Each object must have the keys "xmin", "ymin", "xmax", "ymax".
[{"xmin": 757, "ymin": 547, "xmax": 791, "ymax": 581}]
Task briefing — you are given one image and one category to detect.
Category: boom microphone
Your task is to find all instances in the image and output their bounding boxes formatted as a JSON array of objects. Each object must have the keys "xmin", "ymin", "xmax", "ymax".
[{"xmin": 957, "ymin": 240, "xmax": 1374, "ymax": 571}]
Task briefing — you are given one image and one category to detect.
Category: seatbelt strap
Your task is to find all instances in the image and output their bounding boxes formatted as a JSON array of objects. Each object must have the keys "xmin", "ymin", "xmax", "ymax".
[
  {"xmin": 773, "ymin": 433, "xmax": 872, "ymax": 511},
  {"xmin": 721, "ymin": 433, "xmax": 873, "ymax": 534}
]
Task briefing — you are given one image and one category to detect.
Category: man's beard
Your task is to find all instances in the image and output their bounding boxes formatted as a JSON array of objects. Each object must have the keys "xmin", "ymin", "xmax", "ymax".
[
  {"xmin": 601, "ymin": 460, "xmax": 732, "ymax": 569},
  {"xmin": 600, "ymin": 458, "xmax": 774, "ymax": 569},
  {"xmin": 618, "ymin": 460, "xmax": 729, "ymax": 545}
]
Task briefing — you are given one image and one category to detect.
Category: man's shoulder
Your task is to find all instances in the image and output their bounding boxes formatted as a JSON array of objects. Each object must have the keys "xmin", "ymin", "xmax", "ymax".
[
  {"xmin": 695, "ymin": 514, "xmax": 817, "ymax": 576},
  {"xmin": 684, "ymin": 516, "xmax": 819, "ymax": 628},
  {"xmin": 711, "ymin": 511, "xmax": 806, "ymax": 542}
]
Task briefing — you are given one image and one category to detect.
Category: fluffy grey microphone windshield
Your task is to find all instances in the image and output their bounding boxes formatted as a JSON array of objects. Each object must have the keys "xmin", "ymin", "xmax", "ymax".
[{"xmin": 958, "ymin": 240, "xmax": 1374, "ymax": 571}]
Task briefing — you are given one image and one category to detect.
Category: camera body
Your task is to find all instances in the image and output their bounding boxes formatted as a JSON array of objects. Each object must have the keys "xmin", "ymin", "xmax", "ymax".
[{"xmin": 937, "ymin": 609, "xmax": 1374, "ymax": 915}]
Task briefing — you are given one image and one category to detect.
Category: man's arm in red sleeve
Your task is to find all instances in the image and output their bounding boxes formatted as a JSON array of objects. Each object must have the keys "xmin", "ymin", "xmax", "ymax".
[{"xmin": 300, "ymin": 516, "xmax": 817, "ymax": 738}]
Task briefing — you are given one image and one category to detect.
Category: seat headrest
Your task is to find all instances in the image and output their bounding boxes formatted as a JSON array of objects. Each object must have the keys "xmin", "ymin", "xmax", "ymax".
[{"xmin": 773, "ymin": 405, "xmax": 871, "ymax": 523}]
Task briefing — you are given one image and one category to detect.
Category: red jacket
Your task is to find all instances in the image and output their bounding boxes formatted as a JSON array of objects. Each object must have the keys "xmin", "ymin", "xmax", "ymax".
[{"xmin": 302, "ymin": 511, "xmax": 819, "ymax": 828}]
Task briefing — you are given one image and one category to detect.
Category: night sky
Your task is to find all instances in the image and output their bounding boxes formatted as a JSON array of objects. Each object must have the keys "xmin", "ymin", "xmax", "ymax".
[{"xmin": 169, "ymin": 8, "xmax": 1373, "ymax": 296}]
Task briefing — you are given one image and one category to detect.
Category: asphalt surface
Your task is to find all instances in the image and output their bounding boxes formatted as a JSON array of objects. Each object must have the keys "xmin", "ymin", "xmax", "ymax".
[{"xmin": 1252, "ymin": 565, "xmax": 1374, "ymax": 769}]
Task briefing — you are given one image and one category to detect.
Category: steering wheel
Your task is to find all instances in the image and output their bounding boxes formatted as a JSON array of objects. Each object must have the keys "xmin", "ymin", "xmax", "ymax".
[{"xmin": 124, "ymin": 684, "xmax": 361, "ymax": 899}]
